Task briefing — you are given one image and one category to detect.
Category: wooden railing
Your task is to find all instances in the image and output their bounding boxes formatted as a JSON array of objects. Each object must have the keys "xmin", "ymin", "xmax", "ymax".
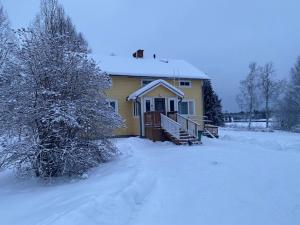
[
  {"xmin": 176, "ymin": 114, "xmax": 202, "ymax": 137},
  {"xmin": 161, "ymin": 113, "xmax": 181, "ymax": 139},
  {"xmin": 204, "ymin": 124, "xmax": 219, "ymax": 138},
  {"xmin": 144, "ymin": 111, "xmax": 210, "ymax": 141}
]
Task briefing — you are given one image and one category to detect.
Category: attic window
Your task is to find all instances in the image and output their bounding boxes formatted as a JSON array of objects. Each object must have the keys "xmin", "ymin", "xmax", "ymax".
[
  {"xmin": 141, "ymin": 79, "xmax": 154, "ymax": 87},
  {"xmin": 179, "ymin": 80, "xmax": 192, "ymax": 88}
]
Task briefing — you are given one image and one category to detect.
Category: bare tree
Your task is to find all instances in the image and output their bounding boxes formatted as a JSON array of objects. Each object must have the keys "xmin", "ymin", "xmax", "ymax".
[
  {"xmin": 0, "ymin": 4, "xmax": 18, "ymax": 137},
  {"xmin": 0, "ymin": 4, "xmax": 15, "ymax": 82},
  {"xmin": 0, "ymin": 5, "xmax": 10, "ymax": 70},
  {"xmin": 236, "ymin": 63, "xmax": 259, "ymax": 129},
  {"xmin": 257, "ymin": 63, "xmax": 281, "ymax": 128},
  {"xmin": 275, "ymin": 57, "xmax": 300, "ymax": 131}
]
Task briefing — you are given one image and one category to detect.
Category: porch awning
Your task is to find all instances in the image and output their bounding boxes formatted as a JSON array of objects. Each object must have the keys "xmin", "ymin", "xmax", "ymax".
[{"xmin": 127, "ymin": 79, "xmax": 184, "ymax": 100}]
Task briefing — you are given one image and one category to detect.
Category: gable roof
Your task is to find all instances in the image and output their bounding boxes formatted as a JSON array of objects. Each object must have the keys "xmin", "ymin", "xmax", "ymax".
[
  {"xmin": 96, "ymin": 56, "xmax": 209, "ymax": 80},
  {"xmin": 128, "ymin": 79, "xmax": 184, "ymax": 100}
]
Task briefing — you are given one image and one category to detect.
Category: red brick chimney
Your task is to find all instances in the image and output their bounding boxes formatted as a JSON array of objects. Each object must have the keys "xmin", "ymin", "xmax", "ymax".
[{"xmin": 133, "ymin": 49, "xmax": 144, "ymax": 59}]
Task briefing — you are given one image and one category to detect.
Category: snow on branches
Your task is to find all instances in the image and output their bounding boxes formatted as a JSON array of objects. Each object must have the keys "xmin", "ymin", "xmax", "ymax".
[{"xmin": 0, "ymin": 0, "xmax": 122, "ymax": 178}]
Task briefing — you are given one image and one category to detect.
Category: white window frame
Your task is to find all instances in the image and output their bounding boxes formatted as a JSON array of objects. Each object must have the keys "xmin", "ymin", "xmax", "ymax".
[
  {"xmin": 141, "ymin": 79, "xmax": 155, "ymax": 87},
  {"xmin": 133, "ymin": 101, "xmax": 141, "ymax": 117},
  {"xmin": 108, "ymin": 100, "xmax": 118, "ymax": 113},
  {"xmin": 144, "ymin": 97, "xmax": 154, "ymax": 112},
  {"xmin": 179, "ymin": 80, "xmax": 192, "ymax": 88},
  {"xmin": 178, "ymin": 99, "xmax": 195, "ymax": 115},
  {"xmin": 168, "ymin": 97, "xmax": 178, "ymax": 112}
]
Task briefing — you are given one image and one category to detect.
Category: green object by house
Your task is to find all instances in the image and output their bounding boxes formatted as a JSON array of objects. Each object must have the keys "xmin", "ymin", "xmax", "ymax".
[{"xmin": 197, "ymin": 130, "xmax": 203, "ymax": 141}]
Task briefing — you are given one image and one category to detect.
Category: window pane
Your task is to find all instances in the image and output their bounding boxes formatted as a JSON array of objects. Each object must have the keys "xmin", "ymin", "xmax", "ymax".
[
  {"xmin": 145, "ymin": 100, "xmax": 151, "ymax": 112},
  {"xmin": 134, "ymin": 102, "xmax": 140, "ymax": 116},
  {"xmin": 142, "ymin": 80, "xmax": 153, "ymax": 86},
  {"xmin": 180, "ymin": 81, "xmax": 191, "ymax": 87},
  {"xmin": 188, "ymin": 101, "xmax": 194, "ymax": 115},
  {"xmin": 179, "ymin": 102, "xmax": 188, "ymax": 114},
  {"xmin": 109, "ymin": 101, "xmax": 116, "ymax": 109},
  {"xmin": 170, "ymin": 100, "xmax": 175, "ymax": 112}
]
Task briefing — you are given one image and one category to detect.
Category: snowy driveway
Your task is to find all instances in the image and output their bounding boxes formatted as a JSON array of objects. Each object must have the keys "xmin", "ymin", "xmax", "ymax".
[{"xmin": 1, "ymin": 129, "xmax": 300, "ymax": 225}]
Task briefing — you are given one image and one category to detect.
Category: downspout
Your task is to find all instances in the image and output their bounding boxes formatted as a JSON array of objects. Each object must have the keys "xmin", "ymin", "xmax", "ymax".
[
  {"xmin": 202, "ymin": 80, "xmax": 206, "ymax": 130},
  {"xmin": 136, "ymin": 98, "xmax": 143, "ymax": 137}
]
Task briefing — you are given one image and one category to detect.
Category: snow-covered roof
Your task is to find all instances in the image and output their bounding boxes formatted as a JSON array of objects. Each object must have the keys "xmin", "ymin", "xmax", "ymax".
[
  {"xmin": 128, "ymin": 79, "xmax": 184, "ymax": 100},
  {"xmin": 96, "ymin": 56, "xmax": 209, "ymax": 79}
]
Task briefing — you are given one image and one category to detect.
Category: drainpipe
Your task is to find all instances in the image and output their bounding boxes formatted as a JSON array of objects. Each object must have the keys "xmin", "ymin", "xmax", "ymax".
[
  {"xmin": 201, "ymin": 80, "xmax": 205, "ymax": 130},
  {"xmin": 136, "ymin": 98, "xmax": 143, "ymax": 137}
]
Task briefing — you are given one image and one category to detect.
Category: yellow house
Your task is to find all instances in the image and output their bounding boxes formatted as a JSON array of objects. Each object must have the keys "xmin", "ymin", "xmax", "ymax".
[{"xmin": 100, "ymin": 50, "xmax": 210, "ymax": 145}]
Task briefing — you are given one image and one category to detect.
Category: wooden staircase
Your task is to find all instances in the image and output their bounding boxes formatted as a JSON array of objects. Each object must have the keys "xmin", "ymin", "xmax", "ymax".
[
  {"xmin": 160, "ymin": 113, "xmax": 201, "ymax": 146},
  {"xmin": 163, "ymin": 129, "xmax": 201, "ymax": 145},
  {"xmin": 144, "ymin": 112, "xmax": 203, "ymax": 146},
  {"xmin": 178, "ymin": 129, "xmax": 201, "ymax": 145}
]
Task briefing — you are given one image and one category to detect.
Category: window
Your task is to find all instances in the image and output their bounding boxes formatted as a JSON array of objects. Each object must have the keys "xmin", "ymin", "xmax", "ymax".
[
  {"xmin": 168, "ymin": 98, "xmax": 178, "ymax": 112},
  {"xmin": 179, "ymin": 80, "xmax": 192, "ymax": 88},
  {"xmin": 141, "ymin": 79, "xmax": 154, "ymax": 87},
  {"xmin": 178, "ymin": 100, "xmax": 195, "ymax": 115},
  {"xmin": 133, "ymin": 102, "xmax": 141, "ymax": 117},
  {"xmin": 108, "ymin": 100, "xmax": 118, "ymax": 113},
  {"xmin": 170, "ymin": 100, "xmax": 175, "ymax": 112},
  {"xmin": 145, "ymin": 100, "xmax": 151, "ymax": 112}
]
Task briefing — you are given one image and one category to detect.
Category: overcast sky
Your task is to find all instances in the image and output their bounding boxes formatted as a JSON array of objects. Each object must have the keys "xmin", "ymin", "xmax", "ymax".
[{"xmin": 2, "ymin": 0, "xmax": 300, "ymax": 111}]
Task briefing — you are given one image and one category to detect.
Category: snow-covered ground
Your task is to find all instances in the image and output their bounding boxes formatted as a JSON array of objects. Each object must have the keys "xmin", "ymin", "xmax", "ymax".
[
  {"xmin": 1, "ymin": 129, "xmax": 300, "ymax": 225},
  {"xmin": 225, "ymin": 121, "xmax": 269, "ymax": 129}
]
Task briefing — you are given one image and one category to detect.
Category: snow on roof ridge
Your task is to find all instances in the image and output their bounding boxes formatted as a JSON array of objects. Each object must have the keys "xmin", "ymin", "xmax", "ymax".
[
  {"xmin": 128, "ymin": 79, "xmax": 184, "ymax": 100},
  {"xmin": 95, "ymin": 55, "xmax": 210, "ymax": 80}
]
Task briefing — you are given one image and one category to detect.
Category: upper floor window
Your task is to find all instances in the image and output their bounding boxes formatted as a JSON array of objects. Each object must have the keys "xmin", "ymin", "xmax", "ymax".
[
  {"xmin": 141, "ymin": 79, "xmax": 154, "ymax": 87},
  {"xmin": 179, "ymin": 80, "xmax": 192, "ymax": 88}
]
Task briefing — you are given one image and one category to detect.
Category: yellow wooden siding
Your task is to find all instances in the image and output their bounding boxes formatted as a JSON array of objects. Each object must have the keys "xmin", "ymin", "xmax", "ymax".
[
  {"xmin": 106, "ymin": 76, "xmax": 141, "ymax": 136},
  {"xmin": 106, "ymin": 76, "xmax": 204, "ymax": 136},
  {"xmin": 145, "ymin": 85, "xmax": 177, "ymax": 97}
]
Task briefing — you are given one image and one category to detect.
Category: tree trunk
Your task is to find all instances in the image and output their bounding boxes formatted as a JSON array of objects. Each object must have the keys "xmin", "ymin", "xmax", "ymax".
[
  {"xmin": 248, "ymin": 111, "xmax": 252, "ymax": 130},
  {"xmin": 265, "ymin": 96, "xmax": 270, "ymax": 129}
]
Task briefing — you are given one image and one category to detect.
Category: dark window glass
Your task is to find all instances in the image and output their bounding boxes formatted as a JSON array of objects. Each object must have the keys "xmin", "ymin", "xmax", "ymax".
[
  {"xmin": 109, "ymin": 101, "xmax": 116, "ymax": 109},
  {"xmin": 180, "ymin": 81, "xmax": 191, "ymax": 87},
  {"xmin": 178, "ymin": 102, "xmax": 188, "ymax": 114},
  {"xmin": 145, "ymin": 100, "xmax": 151, "ymax": 112},
  {"xmin": 170, "ymin": 100, "xmax": 175, "ymax": 112},
  {"xmin": 142, "ymin": 80, "xmax": 154, "ymax": 86}
]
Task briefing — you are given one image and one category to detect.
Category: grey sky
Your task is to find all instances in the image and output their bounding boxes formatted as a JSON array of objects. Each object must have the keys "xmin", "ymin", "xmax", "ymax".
[{"xmin": 2, "ymin": 0, "xmax": 300, "ymax": 111}]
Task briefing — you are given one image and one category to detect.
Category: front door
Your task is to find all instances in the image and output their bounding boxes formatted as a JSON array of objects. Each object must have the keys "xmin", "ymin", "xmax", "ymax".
[{"xmin": 154, "ymin": 98, "xmax": 166, "ymax": 115}]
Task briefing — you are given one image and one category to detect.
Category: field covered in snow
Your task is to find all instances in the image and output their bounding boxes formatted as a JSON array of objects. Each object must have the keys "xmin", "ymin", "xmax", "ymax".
[
  {"xmin": 225, "ymin": 121, "xmax": 270, "ymax": 129},
  {"xmin": 1, "ymin": 128, "xmax": 300, "ymax": 225}
]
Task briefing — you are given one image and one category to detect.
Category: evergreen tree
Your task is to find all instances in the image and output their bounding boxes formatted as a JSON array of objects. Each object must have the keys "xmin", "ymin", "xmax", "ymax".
[
  {"xmin": 0, "ymin": 0, "xmax": 122, "ymax": 178},
  {"xmin": 203, "ymin": 80, "xmax": 224, "ymax": 126}
]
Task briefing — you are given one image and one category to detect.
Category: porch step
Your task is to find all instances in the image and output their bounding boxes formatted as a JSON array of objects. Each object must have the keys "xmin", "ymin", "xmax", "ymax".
[
  {"xmin": 163, "ymin": 129, "xmax": 202, "ymax": 146},
  {"xmin": 178, "ymin": 139, "xmax": 201, "ymax": 145},
  {"xmin": 203, "ymin": 131, "xmax": 219, "ymax": 138}
]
